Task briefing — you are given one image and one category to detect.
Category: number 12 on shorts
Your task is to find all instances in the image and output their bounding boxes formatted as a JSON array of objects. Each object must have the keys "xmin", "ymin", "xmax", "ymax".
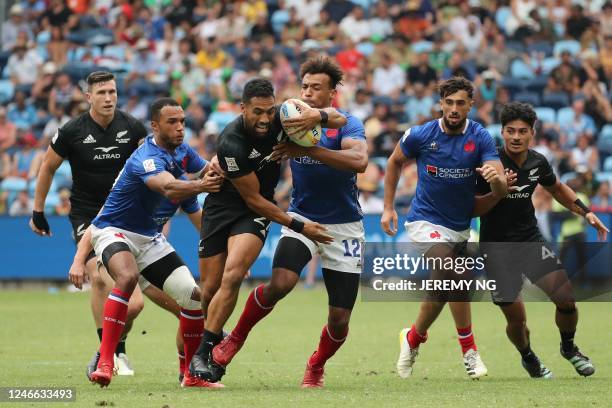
[{"xmin": 342, "ymin": 239, "xmax": 362, "ymax": 257}]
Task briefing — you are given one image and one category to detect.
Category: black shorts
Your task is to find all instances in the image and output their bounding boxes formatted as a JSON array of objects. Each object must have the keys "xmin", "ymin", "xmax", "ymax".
[
  {"xmin": 199, "ymin": 205, "xmax": 271, "ymax": 258},
  {"xmin": 68, "ymin": 211, "xmax": 97, "ymax": 261},
  {"xmin": 481, "ymin": 238, "xmax": 563, "ymax": 304}
]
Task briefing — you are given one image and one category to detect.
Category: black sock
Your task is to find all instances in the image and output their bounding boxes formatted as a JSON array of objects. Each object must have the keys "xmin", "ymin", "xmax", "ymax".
[
  {"xmin": 196, "ymin": 330, "xmax": 223, "ymax": 356},
  {"xmin": 97, "ymin": 328, "xmax": 103, "ymax": 342},
  {"xmin": 560, "ymin": 331, "xmax": 576, "ymax": 353},
  {"xmin": 115, "ymin": 335, "xmax": 127, "ymax": 356},
  {"xmin": 519, "ymin": 344, "xmax": 538, "ymax": 364}
]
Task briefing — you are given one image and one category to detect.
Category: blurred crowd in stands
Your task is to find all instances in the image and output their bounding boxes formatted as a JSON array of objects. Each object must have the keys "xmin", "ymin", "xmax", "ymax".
[{"xmin": 0, "ymin": 0, "xmax": 610, "ymax": 233}]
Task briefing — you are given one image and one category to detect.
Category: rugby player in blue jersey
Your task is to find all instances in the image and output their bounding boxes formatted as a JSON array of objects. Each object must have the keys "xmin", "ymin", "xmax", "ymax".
[
  {"xmin": 381, "ymin": 77, "xmax": 507, "ymax": 379},
  {"xmin": 71, "ymin": 189, "xmax": 203, "ymax": 384},
  {"xmin": 207, "ymin": 57, "xmax": 368, "ymax": 388},
  {"xmin": 74, "ymin": 98, "xmax": 223, "ymax": 388}
]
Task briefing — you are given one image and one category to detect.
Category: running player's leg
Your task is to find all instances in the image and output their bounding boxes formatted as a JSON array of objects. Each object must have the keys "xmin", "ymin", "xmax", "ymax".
[
  {"xmin": 142, "ymin": 280, "xmax": 184, "ymax": 381},
  {"xmin": 90, "ymin": 228, "xmax": 140, "ymax": 387},
  {"xmin": 302, "ymin": 268, "xmax": 359, "ymax": 388},
  {"xmin": 205, "ymin": 232, "xmax": 264, "ymax": 342},
  {"xmin": 498, "ymin": 300, "xmax": 552, "ymax": 378},
  {"xmin": 137, "ymin": 236, "xmax": 222, "ymax": 388},
  {"xmin": 88, "ymin": 257, "xmax": 144, "ymax": 376},
  {"xmin": 535, "ymin": 268, "xmax": 594, "ymax": 376},
  {"xmin": 199, "ymin": 253, "xmax": 226, "ymax": 318},
  {"xmin": 191, "ymin": 233, "xmax": 264, "ymax": 382},
  {"xmin": 189, "ymin": 224, "xmax": 228, "ymax": 379},
  {"xmin": 213, "ymin": 236, "xmax": 312, "ymax": 368}
]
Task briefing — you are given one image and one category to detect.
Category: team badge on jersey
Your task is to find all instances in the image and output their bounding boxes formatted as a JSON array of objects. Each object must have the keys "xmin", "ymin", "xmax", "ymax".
[
  {"xmin": 464, "ymin": 140, "xmax": 476, "ymax": 152},
  {"xmin": 143, "ymin": 159, "xmax": 156, "ymax": 173},
  {"xmin": 225, "ymin": 157, "xmax": 239, "ymax": 171}
]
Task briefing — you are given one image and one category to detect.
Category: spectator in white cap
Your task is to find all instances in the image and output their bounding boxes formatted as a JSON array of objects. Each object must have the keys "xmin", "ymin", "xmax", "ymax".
[{"xmin": 1, "ymin": 4, "xmax": 33, "ymax": 52}]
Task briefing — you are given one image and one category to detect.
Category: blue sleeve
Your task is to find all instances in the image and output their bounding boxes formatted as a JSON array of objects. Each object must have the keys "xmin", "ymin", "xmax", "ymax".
[
  {"xmin": 399, "ymin": 127, "xmax": 420, "ymax": 159},
  {"xmin": 479, "ymin": 129, "xmax": 499, "ymax": 163},
  {"xmin": 338, "ymin": 114, "xmax": 365, "ymax": 141},
  {"xmin": 133, "ymin": 154, "xmax": 167, "ymax": 182},
  {"xmin": 185, "ymin": 146, "xmax": 207, "ymax": 174},
  {"xmin": 180, "ymin": 196, "xmax": 200, "ymax": 214}
]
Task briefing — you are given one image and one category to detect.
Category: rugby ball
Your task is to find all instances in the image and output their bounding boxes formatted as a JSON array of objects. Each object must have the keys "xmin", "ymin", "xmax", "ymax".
[{"xmin": 279, "ymin": 99, "xmax": 322, "ymax": 147}]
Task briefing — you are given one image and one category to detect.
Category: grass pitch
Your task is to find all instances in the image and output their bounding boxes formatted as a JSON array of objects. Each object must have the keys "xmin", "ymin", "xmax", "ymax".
[{"xmin": 1, "ymin": 287, "xmax": 610, "ymax": 407}]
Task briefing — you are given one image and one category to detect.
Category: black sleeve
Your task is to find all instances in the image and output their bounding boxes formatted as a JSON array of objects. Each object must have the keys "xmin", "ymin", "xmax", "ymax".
[
  {"xmin": 475, "ymin": 174, "xmax": 491, "ymax": 195},
  {"xmin": 217, "ymin": 137, "xmax": 252, "ymax": 179},
  {"xmin": 132, "ymin": 118, "xmax": 148, "ymax": 140},
  {"xmin": 49, "ymin": 123, "xmax": 71, "ymax": 158},
  {"xmin": 538, "ymin": 156, "xmax": 557, "ymax": 187}
]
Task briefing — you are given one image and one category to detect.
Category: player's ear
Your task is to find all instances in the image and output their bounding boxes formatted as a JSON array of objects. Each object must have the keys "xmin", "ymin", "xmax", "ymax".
[
  {"xmin": 150, "ymin": 119, "xmax": 158, "ymax": 133},
  {"xmin": 240, "ymin": 102, "xmax": 245, "ymax": 115}
]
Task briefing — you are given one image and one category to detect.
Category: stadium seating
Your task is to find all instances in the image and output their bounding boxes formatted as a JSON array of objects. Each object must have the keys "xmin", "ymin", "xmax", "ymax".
[
  {"xmin": 534, "ymin": 107, "xmax": 556, "ymax": 124},
  {"xmin": 0, "ymin": 79, "xmax": 14, "ymax": 104},
  {"xmin": 514, "ymin": 91, "xmax": 541, "ymax": 106},
  {"xmin": 510, "ymin": 59, "xmax": 535, "ymax": 79},
  {"xmin": 553, "ymin": 40, "xmax": 581, "ymax": 57},
  {"xmin": 603, "ymin": 157, "xmax": 612, "ymax": 172},
  {"xmin": 527, "ymin": 41, "xmax": 554, "ymax": 57},
  {"xmin": 542, "ymin": 92, "xmax": 570, "ymax": 110}
]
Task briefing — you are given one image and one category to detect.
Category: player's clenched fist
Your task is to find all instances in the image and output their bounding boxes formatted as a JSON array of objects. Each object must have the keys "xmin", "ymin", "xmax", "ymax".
[
  {"xmin": 476, "ymin": 163, "xmax": 501, "ymax": 183},
  {"xmin": 381, "ymin": 208, "xmax": 398, "ymax": 236},
  {"xmin": 302, "ymin": 222, "xmax": 334, "ymax": 244}
]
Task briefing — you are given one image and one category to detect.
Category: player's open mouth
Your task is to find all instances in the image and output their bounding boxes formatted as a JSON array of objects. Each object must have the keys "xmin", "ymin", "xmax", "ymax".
[{"xmin": 255, "ymin": 125, "xmax": 269, "ymax": 133}]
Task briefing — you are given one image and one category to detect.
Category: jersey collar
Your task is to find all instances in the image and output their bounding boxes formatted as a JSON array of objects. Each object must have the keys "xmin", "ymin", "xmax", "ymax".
[{"xmin": 437, "ymin": 118, "xmax": 470, "ymax": 135}]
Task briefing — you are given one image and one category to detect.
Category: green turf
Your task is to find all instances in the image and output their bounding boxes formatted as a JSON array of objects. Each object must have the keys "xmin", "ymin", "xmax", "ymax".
[{"xmin": 1, "ymin": 287, "xmax": 610, "ymax": 407}]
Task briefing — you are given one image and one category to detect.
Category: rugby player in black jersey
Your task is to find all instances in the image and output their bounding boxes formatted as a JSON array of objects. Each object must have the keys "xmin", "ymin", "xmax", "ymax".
[
  {"xmin": 189, "ymin": 78, "xmax": 347, "ymax": 382},
  {"xmin": 474, "ymin": 102, "xmax": 608, "ymax": 378},
  {"xmin": 29, "ymin": 71, "xmax": 182, "ymax": 377}
]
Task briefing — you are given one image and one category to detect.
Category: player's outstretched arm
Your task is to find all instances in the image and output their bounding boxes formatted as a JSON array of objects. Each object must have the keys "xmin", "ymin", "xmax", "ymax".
[
  {"xmin": 381, "ymin": 144, "xmax": 406, "ymax": 236},
  {"xmin": 29, "ymin": 147, "xmax": 64, "ymax": 236},
  {"xmin": 230, "ymin": 171, "xmax": 333, "ymax": 244},
  {"xmin": 68, "ymin": 226, "xmax": 93, "ymax": 289},
  {"xmin": 145, "ymin": 171, "xmax": 222, "ymax": 201},
  {"xmin": 273, "ymin": 138, "xmax": 368, "ymax": 173},
  {"xmin": 545, "ymin": 181, "xmax": 609, "ymax": 241}
]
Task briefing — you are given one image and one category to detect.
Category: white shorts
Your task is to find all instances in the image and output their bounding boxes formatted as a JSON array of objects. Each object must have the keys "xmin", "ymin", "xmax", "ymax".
[
  {"xmin": 280, "ymin": 212, "xmax": 365, "ymax": 274},
  {"xmin": 90, "ymin": 225, "xmax": 175, "ymax": 273},
  {"xmin": 404, "ymin": 220, "xmax": 470, "ymax": 255}
]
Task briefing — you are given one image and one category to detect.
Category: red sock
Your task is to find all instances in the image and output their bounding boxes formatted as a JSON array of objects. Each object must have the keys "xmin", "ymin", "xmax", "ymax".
[
  {"xmin": 407, "ymin": 324, "xmax": 428, "ymax": 349},
  {"xmin": 178, "ymin": 351, "xmax": 185, "ymax": 377},
  {"xmin": 308, "ymin": 325, "xmax": 348, "ymax": 369},
  {"xmin": 457, "ymin": 325, "xmax": 476, "ymax": 353},
  {"xmin": 179, "ymin": 309, "xmax": 204, "ymax": 379},
  {"xmin": 232, "ymin": 285, "xmax": 275, "ymax": 340},
  {"xmin": 98, "ymin": 288, "xmax": 131, "ymax": 368}
]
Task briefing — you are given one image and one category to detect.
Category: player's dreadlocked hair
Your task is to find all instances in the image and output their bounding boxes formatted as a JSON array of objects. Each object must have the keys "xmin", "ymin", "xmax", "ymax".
[
  {"xmin": 438, "ymin": 77, "xmax": 474, "ymax": 100},
  {"xmin": 300, "ymin": 56, "xmax": 344, "ymax": 89},
  {"xmin": 500, "ymin": 102, "xmax": 537, "ymax": 128},
  {"xmin": 242, "ymin": 78, "xmax": 275, "ymax": 103},
  {"xmin": 86, "ymin": 71, "xmax": 115, "ymax": 90},
  {"xmin": 150, "ymin": 97, "xmax": 180, "ymax": 122}
]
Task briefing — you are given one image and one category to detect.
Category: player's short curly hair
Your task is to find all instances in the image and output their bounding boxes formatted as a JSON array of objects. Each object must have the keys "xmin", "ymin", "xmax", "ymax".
[
  {"xmin": 86, "ymin": 71, "xmax": 115, "ymax": 90},
  {"xmin": 438, "ymin": 77, "xmax": 474, "ymax": 99},
  {"xmin": 300, "ymin": 57, "xmax": 344, "ymax": 89},
  {"xmin": 242, "ymin": 78, "xmax": 275, "ymax": 103},
  {"xmin": 500, "ymin": 102, "xmax": 537, "ymax": 128},
  {"xmin": 150, "ymin": 97, "xmax": 180, "ymax": 121}
]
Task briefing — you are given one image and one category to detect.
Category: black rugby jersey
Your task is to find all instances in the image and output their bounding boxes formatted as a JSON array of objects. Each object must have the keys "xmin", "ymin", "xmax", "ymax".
[
  {"xmin": 207, "ymin": 113, "xmax": 285, "ymax": 208},
  {"xmin": 477, "ymin": 147, "xmax": 557, "ymax": 242},
  {"xmin": 50, "ymin": 110, "xmax": 147, "ymax": 217}
]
